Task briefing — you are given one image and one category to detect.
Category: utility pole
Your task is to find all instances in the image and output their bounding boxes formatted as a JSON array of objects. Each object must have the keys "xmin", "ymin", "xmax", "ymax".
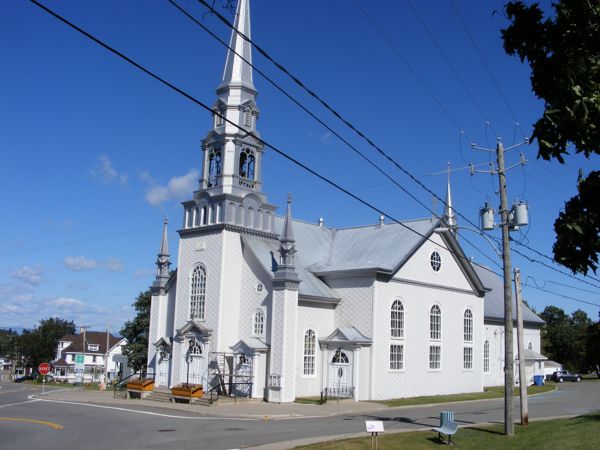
[
  {"xmin": 514, "ymin": 268, "xmax": 529, "ymax": 425},
  {"xmin": 104, "ymin": 326, "xmax": 110, "ymax": 385},
  {"xmin": 474, "ymin": 137, "xmax": 528, "ymax": 436},
  {"xmin": 497, "ymin": 139, "xmax": 515, "ymax": 436}
]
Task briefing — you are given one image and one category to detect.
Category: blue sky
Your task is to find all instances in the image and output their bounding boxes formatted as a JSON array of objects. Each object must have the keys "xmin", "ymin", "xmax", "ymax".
[{"xmin": 1, "ymin": 0, "xmax": 598, "ymax": 333}]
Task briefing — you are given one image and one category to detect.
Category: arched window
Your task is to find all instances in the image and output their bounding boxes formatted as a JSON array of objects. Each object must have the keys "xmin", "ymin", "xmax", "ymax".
[
  {"xmin": 430, "ymin": 304, "xmax": 441, "ymax": 340},
  {"xmin": 528, "ymin": 342, "xmax": 533, "ymax": 350},
  {"xmin": 390, "ymin": 300, "xmax": 404, "ymax": 338},
  {"xmin": 188, "ymin": 339, "xmax": 202, "ymax": 356},
  {"xmin": 239, "ymin": 148, "xmax": 256, "ymax": 180},
  {"xmin": 303, "ymin": 329, "xmax": 316, "ymax": 375},
  {"xmin": 190, "ymin": 265, "xmax": 207, "ymax": 320},
  {"xmin": 253, "ymin": 309, "xmax": 264, "ymax": 336},
  {"xmin": 483, "ymin": 340, "xmax": 490, "ymax": 373},
  {"xmin": 331, "ymin": 351, "xmax": 349, "ymax": 364},
  {"xmin": 208, "ymin": 148, "xmax": 221, "ymax": 187},
  {"xmin": 464, "ymin": 309, "xmax": 473, "ymax": 342}
]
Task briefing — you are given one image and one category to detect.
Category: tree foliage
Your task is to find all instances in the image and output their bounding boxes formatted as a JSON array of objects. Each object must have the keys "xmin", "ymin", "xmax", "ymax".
[
  {"xmin": 18, "ymin": 318, "xmax": 75, "ymax": 368},
  {"xmin": 120, "ymin": 290, "xmax": 151, "ymax": 373},
  {"xmin": 540, "ymin": 305, "xmax": 593, "ymax": 371},
  {"xmin": 502, "ymin": 0, "xmax": 600, "ymax": 274}
]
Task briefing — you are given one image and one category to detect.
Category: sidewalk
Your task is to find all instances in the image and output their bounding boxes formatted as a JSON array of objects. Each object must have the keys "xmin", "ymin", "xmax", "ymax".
[{"xmin": 38, "ymin": 386, "xmax": 390, "ymax": 419}]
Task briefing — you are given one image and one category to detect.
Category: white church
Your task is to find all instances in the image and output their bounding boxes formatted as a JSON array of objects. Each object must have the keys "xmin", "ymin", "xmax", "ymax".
[{"xmin": 147, "ymin": 0, "xmax": 545, "ymax": 402}]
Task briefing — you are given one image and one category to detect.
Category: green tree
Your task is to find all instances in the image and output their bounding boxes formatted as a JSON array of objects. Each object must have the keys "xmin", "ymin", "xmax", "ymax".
[
  {"xmin": 541, "ymin": 306, "xmax": 592, "ymax": 371},
  {"xmin": 18, "ymin": 318, "xmax": 75, "ymax": 369},
  {"xmin": 585, "ymin": 321, "xmax": 600, "ymax": 376},
  {"xmin": 541, "ymin": 305, "xmax": 574, "ymax": 367},
  {"xmin": 502, "ymin": 0, "xmax": 600, "ymax": 274},
  {"xmin": 120, "ymin": 290, "xmax": 151, "ymax": 373}
]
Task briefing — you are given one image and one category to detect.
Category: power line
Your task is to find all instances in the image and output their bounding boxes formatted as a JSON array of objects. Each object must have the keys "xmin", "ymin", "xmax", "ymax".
[
  {"xmin": 167, "ymin": 0, "xmax": 438, "ymax": 221},
  {"xmin": 351, "ymin": 0, "xmax": 467, "ymax": 137},
  {"xmin": 192, "ymin": 0, "xmax": 600, "ymax": 292},
  {"xmin": 405, "ymin": 0, "xmax": 497, "ymax": 135},
  {"xmin": 522, "ymin": 281, "xmax": 600, "ymax": 308},
  {"xmin": 29, "ymin": 0, "xmax": 599, "ymax": 311},
  {"xmin": 448, "ymin": 0, "xmax": 520, "ymax": 124},
  {"xmin": 28, "ymin": 0, "xmax": 501, "ymax": 283},
  {"xmin": 0, "ymin": 225, "xmax": 161, "ymax": 257}
]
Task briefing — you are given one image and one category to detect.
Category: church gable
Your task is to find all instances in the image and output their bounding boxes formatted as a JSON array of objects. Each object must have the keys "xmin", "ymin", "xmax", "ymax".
[{"xmin": 392, "ymin": 230, "xmax": 480, "ymax": 294}]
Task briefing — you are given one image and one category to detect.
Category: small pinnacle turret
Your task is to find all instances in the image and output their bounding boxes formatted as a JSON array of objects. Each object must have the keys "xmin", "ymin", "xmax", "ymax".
[
  {"xmin": 152, "ymin": 217, "xmax": 171, "ymax": 294},
  {"xmin": 274, "ymin": 194, "xmax": 299, "ymax": 287}
]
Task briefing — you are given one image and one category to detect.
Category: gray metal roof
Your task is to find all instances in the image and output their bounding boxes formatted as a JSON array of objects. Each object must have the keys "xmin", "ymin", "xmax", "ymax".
[
  {"xmin": 268, "ymin": 216, "xmax": 440, "ymax": 275},
  {"xmin": 241, "ymin": 234, "xmax": 339, "ymax": 301},
  {"xmin": 321, "ymin": 327, "xmax": 372, "ymax": 344},
  {"xmin": 474, "ymin": 265, "xmax": 544, "ymax": 324}
]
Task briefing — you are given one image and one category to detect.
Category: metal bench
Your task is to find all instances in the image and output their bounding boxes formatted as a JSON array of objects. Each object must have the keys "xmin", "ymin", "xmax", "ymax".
[{"xmin": 432, "ymin": 411, "xmax": 459, "ymax": 445}]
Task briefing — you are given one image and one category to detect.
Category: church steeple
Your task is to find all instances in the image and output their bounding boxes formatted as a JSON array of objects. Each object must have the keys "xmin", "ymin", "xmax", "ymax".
[
  {"xmin": 188, "ymin": 0, "xmax": 276, "ymax": 235},
  {"xmin": 217, "ymin": 0, "xmax": 255, "ymax": 96},
  {"xmin": 443, "ymin": 164, "xmax": 457, "ymax": 230},
  {"xmin": 152, "ymin": 217, "xmax": 171, "ymax": 294}
]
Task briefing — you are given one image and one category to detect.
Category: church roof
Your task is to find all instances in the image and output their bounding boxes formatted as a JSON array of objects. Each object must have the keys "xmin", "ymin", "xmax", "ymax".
[
  {"xmin": 321, "ymin": 327, "xmax": 372, "ymax": 345},
  {"xmin": 473, "ymin": 265, "xmax": 544, "ymax": 325},
  {"xmin": 242, "ymin": 214, "xmax": 482, "ymax": 301},
  {"xmin": 242, "ymin": 234, "xmax": 338, "ymax": 301}
]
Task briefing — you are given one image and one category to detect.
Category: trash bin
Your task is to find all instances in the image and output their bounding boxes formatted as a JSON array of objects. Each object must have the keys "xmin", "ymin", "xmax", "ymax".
[{"xmin": 533, "ymin": 375, "xmax": 544, "ymax": 386}]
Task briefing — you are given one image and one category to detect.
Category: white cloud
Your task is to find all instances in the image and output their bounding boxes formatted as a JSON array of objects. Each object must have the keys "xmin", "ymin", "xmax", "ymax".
[
  {"xmin": 105, "ymin": 258, "xmax": 125, "ymax": 272},
  {"xmin": 90, "ymin": 154, "xmax": 128, "ymax": 185},
  {"xmin": 64, "ymin": 256, "xmax": 99, "ymax": 271},
  {"xmin": 64, "ymin": 256, "xmax": 124, "ymax": 272},
  {"xmin": 11, "ymin": 265, "xmax": 44, "ymax": 286},
  {"xmin": 144, "ymin": 169, "xmax": 199, "ymax": 207},
  {"xmin": 134, "ymin": 269, "xmax": 155, "ymax": 278},
  {"xmin": 49, "ymin": 297, "xmax": 86, "ymax": 310}
]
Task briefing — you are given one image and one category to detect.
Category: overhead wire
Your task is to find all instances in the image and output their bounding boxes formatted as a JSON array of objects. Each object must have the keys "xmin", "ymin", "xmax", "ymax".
[
  {"xmin": 29, "ymin": 0, "xmax": 600, "ymax": 305},
  {"xmin": 27, "ymin": 0, "xmax": 503, "ymax": 285},
  {"xmin": 405, "ymin": 0, "xmax": 497, "ymax": 136},
  {"xmin": 166, "ymin": 0, "xmax": 439, "ymax": 220}
]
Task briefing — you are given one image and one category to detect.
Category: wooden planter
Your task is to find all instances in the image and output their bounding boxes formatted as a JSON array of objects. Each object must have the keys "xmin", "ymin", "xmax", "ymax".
[
  {"xmin": 171, "ymin": 384, "xmax": 204, "ymax": 402},
  {"xmin": 127, "ymin": 378, "xmax": 155, "ymax": 399},
  {"xmin": 127, "ymin": 379, "xmax": 155, "ymax": 391}
]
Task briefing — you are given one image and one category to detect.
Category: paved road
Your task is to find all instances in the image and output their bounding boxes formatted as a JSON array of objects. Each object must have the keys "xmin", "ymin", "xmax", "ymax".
[{"xmin": 0, "ymin": 378, "xmax": 598, "ymax": 449}]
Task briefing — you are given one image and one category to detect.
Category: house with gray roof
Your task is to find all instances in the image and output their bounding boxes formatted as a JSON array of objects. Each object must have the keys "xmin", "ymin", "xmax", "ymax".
[{"xmin": 146, "ymin": 0, "xmax": 544, "ymax": 402}]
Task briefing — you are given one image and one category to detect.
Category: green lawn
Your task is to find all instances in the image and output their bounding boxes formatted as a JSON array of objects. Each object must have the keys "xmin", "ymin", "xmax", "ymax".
[
  {"xmin": 374, "ymin": 385, "xmax": 554, "ymax": 407},
  {"xmin": 294, "ymin": 413, "xmax": 600, "ymax": 449},
  {"xmin": 295, "ymin": 385, "xmax": 555, "ymax": 406}
]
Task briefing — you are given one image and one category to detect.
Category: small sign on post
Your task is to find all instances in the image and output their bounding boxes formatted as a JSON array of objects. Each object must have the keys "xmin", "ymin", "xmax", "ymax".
[{"xmin": 365, "ymin": 420, "xmax": 384, "ymax": 450}]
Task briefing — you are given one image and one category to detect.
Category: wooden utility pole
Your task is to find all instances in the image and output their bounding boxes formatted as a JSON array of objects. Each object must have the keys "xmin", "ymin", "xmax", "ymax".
[
  {"xmin": 514, "ymin": 268, "xmax": 529, "ymax": 425},
  {"xmin": 496, "ymin": 140, "xmax": 515, "ymax": 436}
]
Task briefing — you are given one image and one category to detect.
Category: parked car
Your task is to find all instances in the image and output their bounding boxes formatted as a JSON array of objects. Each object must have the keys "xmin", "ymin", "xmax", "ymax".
[
  {"xmin": 551, "ymin": 370, "xmax": 581, "ymax": 383},
  {"xmin": 14, "ymin": 374, "xmax": 37, "ymax": 383}
]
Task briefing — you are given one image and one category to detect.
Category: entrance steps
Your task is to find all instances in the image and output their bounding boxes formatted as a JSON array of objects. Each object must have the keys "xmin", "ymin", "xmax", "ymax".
[{"xmin": 144, "ymin": 388, "xmax": 172, "ymax": 403}]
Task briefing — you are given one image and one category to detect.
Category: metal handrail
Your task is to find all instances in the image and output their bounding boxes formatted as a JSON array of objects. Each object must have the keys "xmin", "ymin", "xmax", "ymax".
[{"xmin": 112, "ymin": 370, "xmax": 154, "ymax": 398}]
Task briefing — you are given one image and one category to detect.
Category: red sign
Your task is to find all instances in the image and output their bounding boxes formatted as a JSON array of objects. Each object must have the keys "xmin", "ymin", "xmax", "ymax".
[{"xmin": 38, "ymin": 362, "xmax": 51, "ymax": 375}]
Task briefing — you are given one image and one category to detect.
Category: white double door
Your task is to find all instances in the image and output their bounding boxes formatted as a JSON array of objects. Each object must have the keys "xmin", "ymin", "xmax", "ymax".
[{"xmin": 180, "ymin": 354, "xmax": 207, "ymax": 386}]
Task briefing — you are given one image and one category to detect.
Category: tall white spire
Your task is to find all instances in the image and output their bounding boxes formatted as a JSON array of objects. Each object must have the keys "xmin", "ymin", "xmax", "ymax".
[
  {"xmin": 217, "ymin": 0, "xmax": 255, "ymax": 95},
  {"xmin": 444, "ymin": 163, "xmax": 457, "ymax": 229}
]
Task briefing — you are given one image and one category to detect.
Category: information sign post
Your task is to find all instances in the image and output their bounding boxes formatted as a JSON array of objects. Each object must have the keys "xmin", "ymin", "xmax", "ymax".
[{"xmin": 365, "ymin": 421, "xmax": 384, "ymax": 450}]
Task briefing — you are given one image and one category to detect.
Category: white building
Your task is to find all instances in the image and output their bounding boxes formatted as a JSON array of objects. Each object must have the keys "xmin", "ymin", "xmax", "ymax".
[
  {"xmin": 147, "ymin": 0, "xmax": 545, "ymax": 402},
  {"xmin": 53, "ymin": 331, "xmax": 127, "ymax": 383}
]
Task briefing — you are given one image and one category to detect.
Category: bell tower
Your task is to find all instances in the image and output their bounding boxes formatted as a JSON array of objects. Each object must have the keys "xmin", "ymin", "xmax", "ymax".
[{"xmin": 183, "ymin": 0, "xmax": 276, "ymax": 234}]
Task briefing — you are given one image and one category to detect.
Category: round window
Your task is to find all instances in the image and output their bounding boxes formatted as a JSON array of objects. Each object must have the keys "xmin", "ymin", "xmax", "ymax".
[
  {"xmin": 430, "ymin": 251, "xmax": 442, "ymax": 272},
  {"xmin": 255, "ymin": 282, "xmax": 264, "ymax": 294}
]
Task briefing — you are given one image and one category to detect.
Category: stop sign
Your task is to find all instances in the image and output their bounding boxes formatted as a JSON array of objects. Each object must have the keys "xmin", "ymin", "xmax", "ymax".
[{"xmin": 38, "ymin": 362, "xmax": 51, "ymax": 375}]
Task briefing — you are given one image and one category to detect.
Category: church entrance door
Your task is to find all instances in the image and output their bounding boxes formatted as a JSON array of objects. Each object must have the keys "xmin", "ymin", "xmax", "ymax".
[
  {"xmin": 157, "ymin": 356, "xmax": 171, "ymax": 387},
  {"xmin": 329, "ymin": 351, "xmax": 353, "ymax": 398},
  {"xmin": 180, "ymin": 339, "xmax": 208, "ymax": 386}
]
